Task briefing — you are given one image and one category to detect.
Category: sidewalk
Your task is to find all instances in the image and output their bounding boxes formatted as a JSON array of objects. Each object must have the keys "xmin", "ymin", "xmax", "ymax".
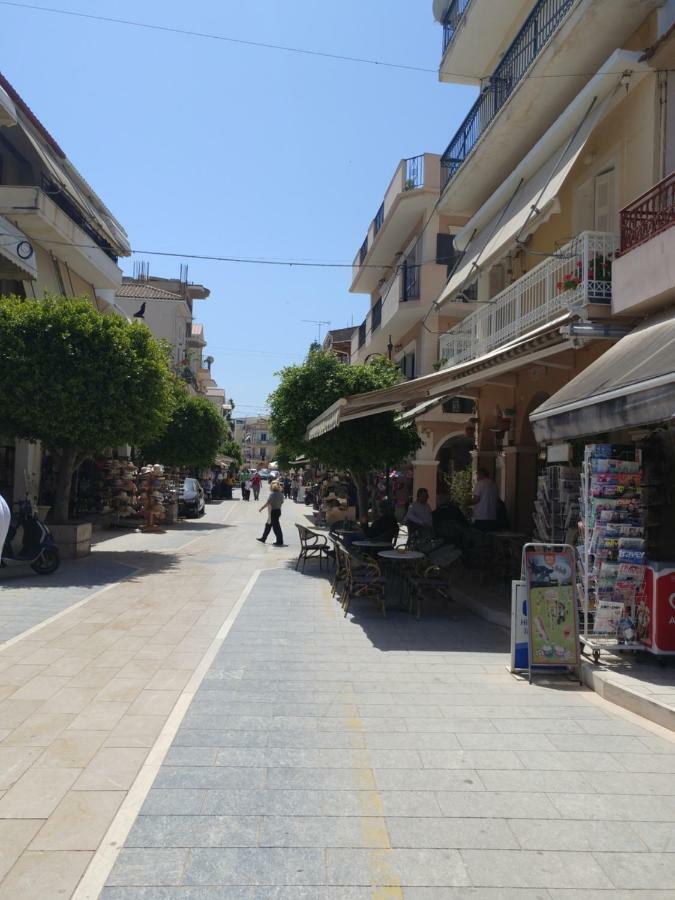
[
  {"xmin": 452, "ymin": 571, "xmax": 675, "ymax": 733},
  {"xmin": 1, "ymin": 501, "xmax": 675, "ymax": 897},
  {"xmin": 99, "ymin": 563, "xmax": 675, "ymax": 896},
  {"xmin": 0, "ymin": 494, "xmax": 300, "ymax": 899}
]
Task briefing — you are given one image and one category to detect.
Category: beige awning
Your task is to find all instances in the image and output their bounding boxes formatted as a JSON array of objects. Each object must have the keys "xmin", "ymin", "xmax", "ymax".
[
  {"xmin": 0, "ymin": 213, "xmax": 38, "ymax": 280},
  {"xmin": 531, "ymin": 311, "xmax": 675, "ymax": 442},
  {"xmin": 306, "ymin": 313, "xmax": 576, "ymax": 439}
]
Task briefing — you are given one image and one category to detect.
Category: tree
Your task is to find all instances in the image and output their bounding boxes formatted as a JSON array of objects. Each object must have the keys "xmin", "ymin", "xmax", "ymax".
[
  {"xmin": 220, "ymin": 436, "xmax": 243, "ymax": 469},
  {"xmin": 142, "ymin": 383, "xmax": 226, "ymax": 470},
  {"xmin": 0, "ymin": 295, "xmax": 174, "ymax": 523},
  {"xmin": 268, "ymin": 350, "xmax": 421, "ymax": 510}
]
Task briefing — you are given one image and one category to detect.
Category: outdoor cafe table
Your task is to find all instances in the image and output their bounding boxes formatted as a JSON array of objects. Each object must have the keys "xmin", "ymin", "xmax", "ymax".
[
  {"xmin": 352, "ymin": 539, "xmax": 393, "ymax": 554},
  {"xmin": 378, "ymin": 549, "xmax": 425, "ymax": 611}
]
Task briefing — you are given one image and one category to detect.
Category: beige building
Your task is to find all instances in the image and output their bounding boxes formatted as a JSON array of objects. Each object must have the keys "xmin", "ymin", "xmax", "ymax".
[
  {"xmin": 0, "ymin": 73, "xmax": 130, "ymax": 502},
  {"xmin": 310, "ymin": 0, "xmax": 673, "ymax": 531},
  {"xmin": 237, "ymin": 417, "xmax": 277, "ymax": 468}
]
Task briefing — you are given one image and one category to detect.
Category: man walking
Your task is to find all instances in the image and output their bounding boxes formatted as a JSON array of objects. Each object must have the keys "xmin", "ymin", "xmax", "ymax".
[
  {"xmin": 251, "ymin": 472, "xmax": 262, "ymax": 501},
  {"xmin": 257, "ymin": 481, "xmax": 284, "ymax": 546},
  {"xmin": 472, "ymin": 467, "xmax": 499, "ymax": 532}
]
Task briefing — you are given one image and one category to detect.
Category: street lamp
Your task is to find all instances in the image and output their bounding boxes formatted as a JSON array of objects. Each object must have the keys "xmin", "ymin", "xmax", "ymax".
[{"xmin": 365, "ymin": 335, "xmax": 394, "ymax": 363}]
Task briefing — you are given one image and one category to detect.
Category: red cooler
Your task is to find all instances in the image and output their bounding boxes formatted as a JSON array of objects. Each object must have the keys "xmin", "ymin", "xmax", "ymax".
[{"xmin": 641, "ymin": 563, "xmax": 675, "ymax": 656}]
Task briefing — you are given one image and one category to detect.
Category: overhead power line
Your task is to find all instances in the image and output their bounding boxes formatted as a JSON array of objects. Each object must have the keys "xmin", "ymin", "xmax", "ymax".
[{"xmin": 0, "ymin": 1, "xmax": 437, "ymax": 74}]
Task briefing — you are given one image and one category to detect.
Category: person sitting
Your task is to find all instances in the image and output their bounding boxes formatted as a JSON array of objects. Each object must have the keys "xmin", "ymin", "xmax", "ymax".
[{"xmin": 360, "ymin": 502, "xmax": 399, "ymax": 544}]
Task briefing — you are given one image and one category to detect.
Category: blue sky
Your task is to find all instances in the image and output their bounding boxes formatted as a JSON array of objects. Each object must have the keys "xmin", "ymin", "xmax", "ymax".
[{"xmin": 1, "ymin": 1, "xmax": 476, "ymax": 415}]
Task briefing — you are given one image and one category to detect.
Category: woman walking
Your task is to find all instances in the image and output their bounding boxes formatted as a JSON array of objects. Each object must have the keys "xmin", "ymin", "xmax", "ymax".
[{"xmin": 257, "ymin": 481, "xmax": 284, "ymax": 546}]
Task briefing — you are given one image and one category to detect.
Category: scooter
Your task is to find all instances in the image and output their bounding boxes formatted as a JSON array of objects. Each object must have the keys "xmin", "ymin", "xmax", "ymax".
[{"xmin": 1, "ymin": 500, "xmax": 60, "ymax": 575}]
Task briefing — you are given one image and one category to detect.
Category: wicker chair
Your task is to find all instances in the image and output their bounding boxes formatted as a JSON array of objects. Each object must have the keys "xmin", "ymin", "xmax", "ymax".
[
  {"xmin": 295, "ymin": 524, "xmax": 332, "ymax": 572},
  {"xmin": 341, "ymin": 551, "xmax": 385, "ymax": 618}
]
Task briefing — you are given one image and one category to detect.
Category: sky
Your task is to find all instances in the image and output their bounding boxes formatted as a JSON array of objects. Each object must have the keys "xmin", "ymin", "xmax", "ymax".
[{"xmin": 1, "ymin": 0, "xmax": 476, "ymax": 417}]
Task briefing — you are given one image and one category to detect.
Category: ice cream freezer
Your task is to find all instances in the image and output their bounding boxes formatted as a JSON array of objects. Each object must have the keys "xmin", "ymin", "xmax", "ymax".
[{"xmin": 638, "ymin": 562, "xmax": 675, "ymax": 657}]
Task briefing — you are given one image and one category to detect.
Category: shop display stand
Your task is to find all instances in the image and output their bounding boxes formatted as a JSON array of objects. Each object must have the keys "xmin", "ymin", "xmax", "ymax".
[
  {"xmin": 534, "ymin": 466, "xmax": 580, "ymax": 544},
  {"xmin": 578, "ymin": 445, "xmax": 645, "ymax": 663},
  {"xmin": 138, "ymin": 466, "xmax": 168, "ymax": 533}
]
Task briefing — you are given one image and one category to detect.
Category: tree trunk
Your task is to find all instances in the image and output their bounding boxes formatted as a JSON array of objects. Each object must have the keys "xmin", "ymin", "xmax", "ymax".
[
  {"xmin": 351, "ymin": 470, "xmax": 369, "ymax": 521},
  {"xmin": 52, "ymin": 447, "xmax": 78, "ymax": 524}
]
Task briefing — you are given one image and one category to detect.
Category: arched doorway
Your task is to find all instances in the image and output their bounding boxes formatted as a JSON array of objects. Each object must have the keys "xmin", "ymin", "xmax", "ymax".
[{"xmin": 435, "ymin": 434, "xmax": 474, "ymax": 501}]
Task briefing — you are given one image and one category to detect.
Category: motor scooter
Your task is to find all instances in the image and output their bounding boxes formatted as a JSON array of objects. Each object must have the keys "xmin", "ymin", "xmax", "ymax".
[{"xmin": 1, "ymin": 500, "xmax": 60, "ymax": 575}]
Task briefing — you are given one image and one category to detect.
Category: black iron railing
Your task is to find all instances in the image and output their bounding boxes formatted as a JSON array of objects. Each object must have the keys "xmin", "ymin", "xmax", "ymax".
[
  {"xmin": 620, "ymin": 171, "xmax": 675, "ymax": 254},
  {"xmin": 442, "ymin": 0, "xmax": 473, "ymax": 53},
  {"xmin": 374, "ymin": 202, "xmax": 385, "ymax": 236},
  {"xmin": 401, "ymin": 262, "xmax": 420, "ymax": 301},
  {"xmin": 359, "ymin": 236, "xmax": 368, "ymax": 265},
  {"xmin": 358, "ymin": 320, "xmax": 367, "ymax": 348},
  {"xmin": 371, "ymin": 297, "xmax": 382, "ymax": 331},
  {"xmin": 404, "ymin": 155, "xmax": 425, "ymax": 191},
  {"xmin": 441, "ymin": 0, "xmax": 574, "ymax": 189}
]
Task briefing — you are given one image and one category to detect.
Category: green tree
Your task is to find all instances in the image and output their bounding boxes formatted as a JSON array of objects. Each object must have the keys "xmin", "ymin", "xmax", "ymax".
[
  {"xmin": 220, "ymin": 436, "xmax": 243, "ymax": 469},
  {"xmin": 0, "ymin": 295, "xmax": 174, "ymax": 523},
  {"xmin": 268, "ymin": 350, "xmax": 421, "ymax": 510},
  {"xmin": 142, "ymin": 384, "xmax": 226, "ymax": 469}
]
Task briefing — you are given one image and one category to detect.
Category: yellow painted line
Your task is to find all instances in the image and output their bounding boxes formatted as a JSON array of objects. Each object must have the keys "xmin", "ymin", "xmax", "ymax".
[{"xmin": 346, "ymin": 712, "xmax": 404, "ymax": 898}]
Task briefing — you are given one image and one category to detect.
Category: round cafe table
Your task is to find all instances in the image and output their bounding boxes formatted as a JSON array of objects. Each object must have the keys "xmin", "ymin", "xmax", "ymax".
[
  {"xmin": 352, "ymin": 540, "xmax": 393, "ymax": 552},
  {"xmin": 378, "ymin": 550, "xmax": 425, "ymax": 611}
]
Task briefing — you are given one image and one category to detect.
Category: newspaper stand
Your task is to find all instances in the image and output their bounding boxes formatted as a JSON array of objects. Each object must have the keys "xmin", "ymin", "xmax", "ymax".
[
  {"xmin": 578, "ymin": 445, "xmax": 645, "ymax": 663},
  {"xmin": 521, "ymin": 543, "xmax": 581, "ymax": 684}
]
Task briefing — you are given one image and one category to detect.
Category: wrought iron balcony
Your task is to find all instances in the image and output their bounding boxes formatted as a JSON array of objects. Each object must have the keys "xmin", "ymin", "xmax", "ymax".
[
  {"xmin": 620, "ymin": 171, "xmax": 675, "ymax": 255},
  {"xmin": 401, "ymin": 262, "xmax": 420, "ymax": 302},
  {"xmin": 441, "ymin": 0, "xmax": 574, "ymax": 189},
  {"xmin": 371, "ymin": 297, "xmax": 382, "ymax": 331},
  {"xmin": 359, "ymin": 236, "xmax": 369, "ymax": 266},
  {"xmin": 358, "ymin": 319, "xmax": 367, "ymax": 348},
  {"xmin": 373, "ymin": 202, "xmax": 385, "ymax": 236},
  {"xmin": 439, "ymin": 231, "xmax": 619, "ymax": 368},
  {"xmin": 442, "ymin": 0, "xmax": 473, "ymax": 53},
  {"xmin": 404, "ymin": 155, "xmax": 425, "ymax": 191}
]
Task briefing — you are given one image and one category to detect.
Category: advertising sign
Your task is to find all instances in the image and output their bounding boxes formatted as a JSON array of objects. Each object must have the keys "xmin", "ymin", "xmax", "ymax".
[
  {"xmin": 510, "ymin": 580, "xmax": 528, "ymax": 671},
  {"xmin": 641, "ymin": 564, "xmax": 675, "ymax": 655},
  {"xmin": 523, "ymin": 544, "xmax": 580, "ymax": 680}
]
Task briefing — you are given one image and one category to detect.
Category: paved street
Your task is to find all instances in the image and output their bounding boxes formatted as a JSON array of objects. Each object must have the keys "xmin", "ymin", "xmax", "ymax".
[{"xmin": 1, "ymin": 491, "xmax": 675, "ymax": 898}]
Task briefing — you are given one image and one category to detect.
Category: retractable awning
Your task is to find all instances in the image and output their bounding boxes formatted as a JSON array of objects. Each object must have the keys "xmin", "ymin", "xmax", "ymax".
[
  {"xmin": 530, "ymin": 311, "xmax": 675, "ymax": 442},
  {"xmin": 306, "ymin": 313, "xmax": 576, "ymax": 440},
  {"xmin": 437, "ymin": 50, "xmax": 650, "ymax": 306},
  {"xmin": 0, "ymin": 213, "xmax": 37, "ymax": 280}
]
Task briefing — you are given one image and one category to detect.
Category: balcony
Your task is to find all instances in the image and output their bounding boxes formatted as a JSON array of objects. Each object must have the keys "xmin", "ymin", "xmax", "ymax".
[
  {"xmin": 437, "ymin": 0, "xmax": 658, "ymax": 217},
  {"xmin": 0, "ymin": 186, "xmax": 122, "ymax": 289},
  {"xmin": 436, "ymin": 0, "xmax": 533, "ymax": 85},
  {"xmin": 440, "ymin": 231, "xmax": 618, "ymax": 367},
  {"xmin": 613, "ymin": 172, "xmax": 675, "ymax": 316},
  {"xmin": 351, "ymin": 153, "xmax": 441, "ymax": 294},
  {"xmin": 371, "ymin": 297, "xmax": 382, "ymax": 332},
  {"xmin": 441, "ymin": 0, "xmax": 575, "ymax": 189}
]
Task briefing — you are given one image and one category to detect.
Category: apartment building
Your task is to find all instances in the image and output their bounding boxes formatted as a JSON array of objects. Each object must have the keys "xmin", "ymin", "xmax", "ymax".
[
  {"xmin": 237, "ymin": 417, "xmax": 278, "ymax": 468},
  {"xmin": 349, "ymin": 153, "xmax": 470, "ymax": 378},
  {"xmin": 310, "ymin": 0, "xmax": 672, "ymax": 528},
  {"xmin": 0, "ymin": 73, "xmax": 131, "ymax": 502}
]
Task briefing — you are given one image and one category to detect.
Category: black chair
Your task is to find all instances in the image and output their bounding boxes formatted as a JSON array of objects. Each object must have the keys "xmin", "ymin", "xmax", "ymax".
[{"xmin": 295, "ymin": 524, "xmax": 332, "ymax": 572}]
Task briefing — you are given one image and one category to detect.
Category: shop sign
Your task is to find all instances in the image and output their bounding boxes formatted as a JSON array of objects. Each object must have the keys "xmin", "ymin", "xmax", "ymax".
[{"xmin": 523, "ymin": 544, "xmax": 580, "ymax": 679}]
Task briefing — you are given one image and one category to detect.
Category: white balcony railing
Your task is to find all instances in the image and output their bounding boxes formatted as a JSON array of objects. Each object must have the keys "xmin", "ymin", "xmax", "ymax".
[{"xmin": 439, "ymin": 231, "xmax": 619, "ymax": 368}]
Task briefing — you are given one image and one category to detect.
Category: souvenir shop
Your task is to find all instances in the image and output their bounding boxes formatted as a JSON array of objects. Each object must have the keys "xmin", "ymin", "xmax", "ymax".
[{"xmin": 529, "ymin": 315, "xmax": 675, "ymax": 661}]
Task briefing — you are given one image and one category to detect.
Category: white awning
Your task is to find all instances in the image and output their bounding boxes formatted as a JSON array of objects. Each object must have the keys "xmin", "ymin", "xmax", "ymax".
[
  {"xmin": 306, "ymin": 313, "xmax": 575, "ymax": 439},
  {"xmin": 531, "ymin": 311, "xmax": 675, "ymax": 442},
  {"xmin": 437, "ymin": 50, "xmax": 650, "ymax": 306}
]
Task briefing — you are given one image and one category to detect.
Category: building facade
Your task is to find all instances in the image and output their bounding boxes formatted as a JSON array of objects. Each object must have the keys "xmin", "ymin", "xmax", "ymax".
[
  {"xmin": 0, "ymin": 74, "xmax": 131, "ymax": 502},
  {"xmin": 237, "ymin": 417, "xmax": 277, "ymax": 468}
]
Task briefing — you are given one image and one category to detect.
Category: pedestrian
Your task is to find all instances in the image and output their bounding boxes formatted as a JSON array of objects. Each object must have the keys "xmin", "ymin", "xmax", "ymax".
[
  {"xmin": 251, "ymin": 472, "xmax": 262, "ymax": 501},
  {"xmin": 0, "ymin": 492, "xmax": 10, "ymax": 557},
  {"xmin": 291, "ymin": 476, "xmax": 299, "ymax": 503},
  {"xmin": 257, "ymin": 480, "xmax": 284, "ymax": 546},
  {"xmin": 471, "ymin": 467, "xmax": 499, "ymax": 532},
  {"xmin": 404, "ymin": 487, "xmax": 434, "ymax": 543},
  {"xmin": 282, "ymin": 475, "xmax": 292, "ymax": 499},
  {"xmin": 239, "ymin": 469, "xmax": 248, "ymax": 500},
  {"xmin": 244, "ymin": 475, "xmax": 252, "ymax": 502}
]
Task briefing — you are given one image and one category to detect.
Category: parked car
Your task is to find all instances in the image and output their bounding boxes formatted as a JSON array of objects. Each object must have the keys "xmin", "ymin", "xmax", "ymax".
[
  {"xmin": 179, "ymin": 477, "xmax": 205, "ymax": 518},
  {"xmin": 258, "ymin": 468, "xmax": 270, "ymax": 478},
  {"xmin": 268, "ymin": 469, "xmax": 279, "ymax": 482}
]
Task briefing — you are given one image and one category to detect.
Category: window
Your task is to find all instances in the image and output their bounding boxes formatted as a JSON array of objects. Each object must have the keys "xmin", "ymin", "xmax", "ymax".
[
  {"xmin": 594, "ymin": 169, "xmax": 616, "ymax": 232},
  {"xmin": 259, "ymin": 433, "xmax": 267, "ymax": 443},
  {"xmin": 260, "ymin": 448, "xmax": 266, "ymax": 461},
  {"xmin": 399, "ymin": 352, "xmax": 416, "ymax": 380}
]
